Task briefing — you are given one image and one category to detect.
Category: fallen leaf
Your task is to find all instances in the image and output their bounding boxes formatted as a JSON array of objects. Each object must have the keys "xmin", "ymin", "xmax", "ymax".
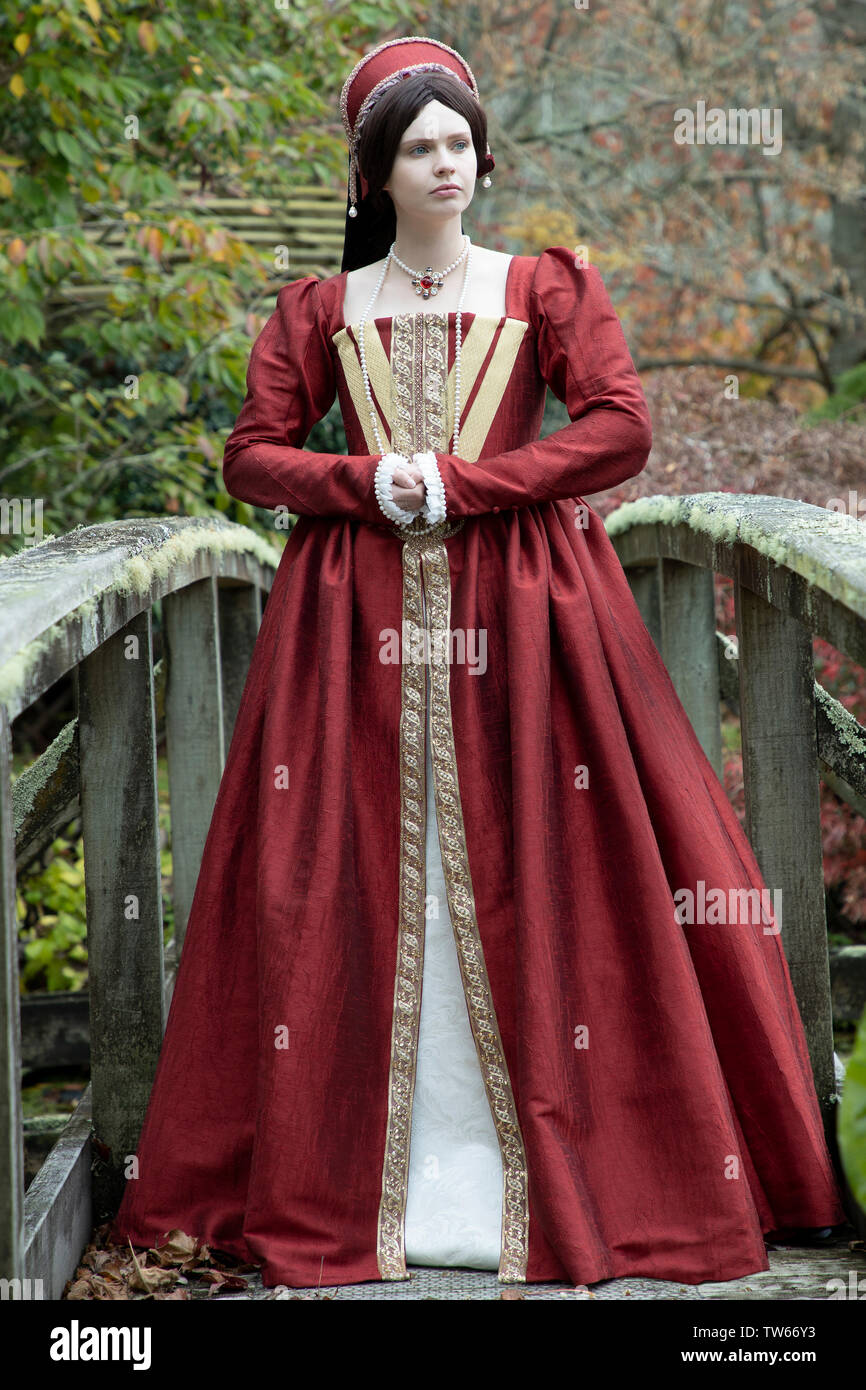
[
  {"xmin": 128, "ymin": 1241, "xmax": 179, "ymax": 1295},
  {"xmin": 65, "ymin": 1279, "xmax": 94, "ymax": 1300}
]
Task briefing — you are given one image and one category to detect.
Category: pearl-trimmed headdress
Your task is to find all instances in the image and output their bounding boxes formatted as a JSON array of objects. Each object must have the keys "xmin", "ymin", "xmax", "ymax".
[{"xmin": 339, "ymin": 35, "xmax": 495, "ymax": 217}]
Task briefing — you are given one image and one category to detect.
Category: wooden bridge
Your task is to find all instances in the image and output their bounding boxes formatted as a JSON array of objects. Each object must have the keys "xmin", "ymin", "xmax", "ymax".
[{"xmin": 1, "ymin": 494, "xmax": 865, "ymax": 1299}]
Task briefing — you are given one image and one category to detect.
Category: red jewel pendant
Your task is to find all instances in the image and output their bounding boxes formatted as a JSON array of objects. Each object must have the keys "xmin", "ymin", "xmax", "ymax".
[{"xmin": 413, "ymin": 268, "xmax": 442, "ymax": 299}]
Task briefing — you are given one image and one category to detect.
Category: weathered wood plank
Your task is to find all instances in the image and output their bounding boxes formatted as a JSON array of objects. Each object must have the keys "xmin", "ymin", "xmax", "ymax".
[
  {"xmin": 163, "ymin": 578, "xmax": 225, "ymax": 954},
  {"xmin": 23, "ymin": 1088, "xmax": 92, "ymax": 1299},
  {"xmin": 0, "ymin": 516, "xmax": 278, "ymax": 722},
  {"xmin": 625, "ymin": 560, "xmax": 663, "ymax": 652},
  {"xmin": 77, "ymin": 610, "xmax": 166, "ymax": 1219},
  {"xmin": 734, "ymin": 576, "xmax": 836, "ymax": 1128},
  {"xmin": 218, "ymin": 582, "xmax": 262, "ymax": 752},
  {"xmin": 11, "ymin": 720, "xmax": 79, "ymax": 874},
  {"xmin": 714, "ymin": 630, "xmax": 866, "ymax": 809},
  {"xmin": 608, "ymin": 495, "xmax": 866, "ymax": 666},
  {"xmin": 20, "ymin": 994, "xmax": 90, "ymax": 1071},
  {"xmin": 661, "ymin": 559, "xmax": 723, "ymax": 781},
  {"xmin": 0, "ymin": 707, "xmax": 24, "ymax": 1280}
]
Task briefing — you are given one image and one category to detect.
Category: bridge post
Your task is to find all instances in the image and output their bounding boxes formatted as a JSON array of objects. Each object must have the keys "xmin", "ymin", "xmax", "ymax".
[
  {"xmin": 163, "ymin": 577, "xmax": 226, "ymax": 955},
  {"xmin": 218, "ymin": 581, "xmax": 263, "ymax": 754},
  {"xmin": 0, "ymin": 709, "xmax": 24, "ymax": 1281},
  {"xmin": 626, "ymin": 558, "xmax": 663, "ymax": 653},
  {"xmin": 734, "ymin": 575, "xmax": 836, "ymax": 1136},
  {"xmin": 660, "ymin": 560, "xmax": 724, "ymax": 783},
  {"xmin": 78, "ymin": 609, "xmax": 166, "ymax": 1221}
]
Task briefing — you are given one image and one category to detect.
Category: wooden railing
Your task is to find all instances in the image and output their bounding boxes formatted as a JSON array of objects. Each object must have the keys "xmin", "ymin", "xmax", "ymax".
[
  {"xmin": 606, "ymin": 491, "xmax": 866, "ymax": 1138},
  {"xmin": 2, "ymin": 493, "xmax": 865, "ymax": 1295},
  {"xmin": 0, "ymin": 517, "xmax": 280, "ymax": 1296}
]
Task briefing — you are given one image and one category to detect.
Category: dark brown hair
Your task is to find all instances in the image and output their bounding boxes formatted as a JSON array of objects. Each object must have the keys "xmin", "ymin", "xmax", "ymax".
[{"xmin": 341, "ymin": 70, "xmax": 489, "ymax": 272}]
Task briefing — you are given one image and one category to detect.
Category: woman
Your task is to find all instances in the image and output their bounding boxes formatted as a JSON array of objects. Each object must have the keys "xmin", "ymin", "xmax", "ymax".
[{"xmin": 111, "ymin": 36, "xmax": 847, "ymax": 1290}]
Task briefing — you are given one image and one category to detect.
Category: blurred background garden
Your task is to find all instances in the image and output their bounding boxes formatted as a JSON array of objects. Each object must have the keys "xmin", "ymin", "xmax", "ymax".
[{"xmin": 2, "ymin": 0, "xmax": 865, "ymax": 1155}]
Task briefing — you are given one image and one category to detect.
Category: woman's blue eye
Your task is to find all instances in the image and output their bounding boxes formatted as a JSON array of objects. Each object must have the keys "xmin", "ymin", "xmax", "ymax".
[{"xmin": 409, "ymin": 140, "xmax": 469, "ymax": 154}]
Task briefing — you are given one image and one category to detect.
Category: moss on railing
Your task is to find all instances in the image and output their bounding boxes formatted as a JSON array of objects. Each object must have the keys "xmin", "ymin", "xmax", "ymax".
[
  {"xmin": 110, "ymin": 522, "xmax": 281, "ymax": 594},
  {"xmin": 814, "ymin": 683, "xmax": 866, "ymax": 760},
  {"xmin": 605, "ymin": 492, "xmax": 866, "ymax": 616},
  {"xmin": 0, "ymin": 521, "xmax": 282, "ymax": 710},
  {"xmin": 1, "ymin": 519, "xmax": 280, "ymax": 576}
]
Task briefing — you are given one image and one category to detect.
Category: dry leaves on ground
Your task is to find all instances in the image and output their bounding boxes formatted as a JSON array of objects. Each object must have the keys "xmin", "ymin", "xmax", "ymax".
[{"xmin": 63, "ymin": 1223, "xmax": 257, "ymax": 1300}]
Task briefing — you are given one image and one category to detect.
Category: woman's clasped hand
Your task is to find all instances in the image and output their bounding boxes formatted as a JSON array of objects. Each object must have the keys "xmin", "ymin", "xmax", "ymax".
[{"xmin": 390, "ymin": 455, "xmax": 426, "ymax": 512}]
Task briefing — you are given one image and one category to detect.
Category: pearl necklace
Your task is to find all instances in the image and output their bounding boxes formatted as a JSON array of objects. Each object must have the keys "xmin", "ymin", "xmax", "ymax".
[
  {"xmin": 391, "ymin": 237, "xmax": 469, "ymax": 299},
  {"xmin": 357, "ymin": 234, "xmax": 472, "ymax": 459}
]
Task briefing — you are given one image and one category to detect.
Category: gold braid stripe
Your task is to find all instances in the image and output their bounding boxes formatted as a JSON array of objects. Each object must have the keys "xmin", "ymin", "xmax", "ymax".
[
  {"xmin": 374, "ymin": 311, "xmax": 529, "ymax": 1283},
  {"xmin": 420, "ymin": 543, "xmax": 529, "ymax": 1283},
  {"xmin": 376, "ymin": 537, "xmax": 428, "ymax": 1281}
]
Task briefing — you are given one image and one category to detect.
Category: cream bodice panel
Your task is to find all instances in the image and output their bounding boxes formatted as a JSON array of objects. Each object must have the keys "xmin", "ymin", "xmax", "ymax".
[{"xmin": 331, "ymin": 313, "xmax": 529, "ymax": 464}]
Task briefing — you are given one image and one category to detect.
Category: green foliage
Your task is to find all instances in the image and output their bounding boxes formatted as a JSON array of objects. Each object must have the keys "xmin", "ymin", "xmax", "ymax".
[
  {"xmin": 838, "ymin": 1003, "xmax": 866, "ymax": 1218},
  {"xmin": 17, "ymin": 836, "xmax": 88, "ymax": 992},
  {"xmin": 0, "ymin": 0, "xmax": 413, "ymax": 551},
  {"xmin": 803, "ymin": 362, "xmax": 866, "ymax": 425},
  {"xmin": 15, "ymin": 753, "xmax": 176, "ymax": 992}
]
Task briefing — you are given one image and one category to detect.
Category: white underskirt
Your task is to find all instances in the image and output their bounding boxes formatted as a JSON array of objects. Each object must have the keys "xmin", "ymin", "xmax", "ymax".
[{"xmin": 403, "ymin": 590, "xmax": 503, "ymax": 1270}]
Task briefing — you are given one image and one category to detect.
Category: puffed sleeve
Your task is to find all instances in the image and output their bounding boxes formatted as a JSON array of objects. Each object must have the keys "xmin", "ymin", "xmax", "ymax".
[
  {"xmin": 432, "ymin": 247, "xmax": 652, "ymax": 515},
  {"xmin": 221, "ymin": 276, "xmax": 388, "ymax": 523}
]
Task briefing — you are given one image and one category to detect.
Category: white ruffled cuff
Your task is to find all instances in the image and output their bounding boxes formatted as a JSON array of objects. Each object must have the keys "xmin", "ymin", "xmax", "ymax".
[
  {"xmin": 412, "ymin": 451, "xmax": 447, "ymax": 525},
  {"xmin": 373, "ymin": 452, "xmax": 417, "ymax": 527}
]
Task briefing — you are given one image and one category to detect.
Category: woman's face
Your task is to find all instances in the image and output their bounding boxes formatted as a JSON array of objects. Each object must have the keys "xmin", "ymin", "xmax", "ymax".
[{"xmin": 381, "ymin": 99, "xmax": 477, "ymax": 221}]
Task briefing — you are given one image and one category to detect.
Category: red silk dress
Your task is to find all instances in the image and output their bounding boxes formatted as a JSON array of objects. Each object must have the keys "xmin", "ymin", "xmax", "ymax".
[{"xmin": 110, "ymin": 246, "xmax": 846, "ymax": 1289}]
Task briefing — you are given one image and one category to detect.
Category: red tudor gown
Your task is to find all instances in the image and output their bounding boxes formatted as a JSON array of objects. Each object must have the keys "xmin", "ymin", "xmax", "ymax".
[{"xmin": 110, "ymin": 245, "xmax": 846, "ymax": 1289}]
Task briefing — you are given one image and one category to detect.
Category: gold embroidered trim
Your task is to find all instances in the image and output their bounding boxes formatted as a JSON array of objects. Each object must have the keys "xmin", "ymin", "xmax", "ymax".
[
  {"xmin": 375, "ymin": 539, "xmax": 428, "ymax": 1281},
  {"xmin": 388, "ymin": 311, "xmax": 464, "ymax": 543},
  {"xmin": 420, "ymin": 544, "xmax": 529, "ymax": 1283},
  {"xmin": 391, "ymin": 312, "xmax": 448, "ymax": 459},
  {"xmin": 375, "ymin": 313, "xmax": 529, "ymax": 1283}
]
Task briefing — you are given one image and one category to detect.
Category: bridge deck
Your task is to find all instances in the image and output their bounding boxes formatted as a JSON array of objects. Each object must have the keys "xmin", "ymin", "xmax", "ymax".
[{"xmin": 174, "ymin": 1233, "xmax": 863, "ymax": 1301}]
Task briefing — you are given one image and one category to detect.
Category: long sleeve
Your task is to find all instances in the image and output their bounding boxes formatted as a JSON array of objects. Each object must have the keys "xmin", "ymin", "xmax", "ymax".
[
  {"xmin": 433, "ymin": 247, "xmax": 652, "ymax": 517},
  {"xmin": 221, "ymin": 276, "xmax": 387, "ymax": 524}
]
